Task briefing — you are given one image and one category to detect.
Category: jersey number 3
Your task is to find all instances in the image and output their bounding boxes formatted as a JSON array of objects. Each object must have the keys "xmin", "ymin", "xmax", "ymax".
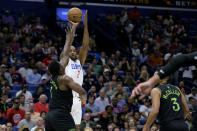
[{"xmin": 171, "ymin": 97, "xmax": 180, "ymax": 111}]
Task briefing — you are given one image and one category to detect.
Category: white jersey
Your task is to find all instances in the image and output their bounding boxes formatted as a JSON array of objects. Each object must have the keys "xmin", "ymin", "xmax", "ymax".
[{"xmin": 65, "ymin": 58, "xmax": 83, "ymax": 98}]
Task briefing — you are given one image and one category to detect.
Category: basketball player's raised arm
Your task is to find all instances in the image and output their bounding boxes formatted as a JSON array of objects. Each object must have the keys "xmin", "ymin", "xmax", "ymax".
[
  {"xmin": 143, "ymin": 88, "xmax": 161, "ymax": 131},
  {"xmin": 79, "ymin": 10, "xmax": 89, "ymax": 66},
  {"xmin": 60, "ymin": 24, "xmax": 78, "ymax": 68},
  {"xmin": 176, "ymin": 87, "xmax": 192, "ymax": 121}
]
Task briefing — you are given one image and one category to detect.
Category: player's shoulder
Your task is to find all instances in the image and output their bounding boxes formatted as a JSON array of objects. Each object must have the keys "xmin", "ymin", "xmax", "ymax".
[{"xmin": 151, "ymin": 87, "xmax": 161, "ymax": 94}]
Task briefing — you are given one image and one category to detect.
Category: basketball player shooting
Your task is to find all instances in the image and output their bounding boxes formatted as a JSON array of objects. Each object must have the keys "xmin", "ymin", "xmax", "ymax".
[
  {"xmin": 62, "ymin": 10, "xmax": 89, "ymax": 130},
  {"xmin": 46, "ymin": 26, "xmax": 87, "ymax": 131}
]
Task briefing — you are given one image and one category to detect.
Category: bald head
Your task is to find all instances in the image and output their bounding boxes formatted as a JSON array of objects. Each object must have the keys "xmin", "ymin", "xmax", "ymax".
[{"xmin": 39, "ymin": 94, "xmax": 47, "ymax": 104}]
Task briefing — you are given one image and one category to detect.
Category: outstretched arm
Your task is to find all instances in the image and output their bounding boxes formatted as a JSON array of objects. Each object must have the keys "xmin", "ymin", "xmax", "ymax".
[
  {"xmin": 143, "ymin": 88, "xmax": 161, "ymax": 131},
  {"xmin": 79, "ymin": 10, "xmax": 89, "ymax": 66},
  {"xmin": 158, "ymin": 51, "xmax": 197, "ymax": 79},
  {"xmin": 60, "ymin": 24, "xmax": 78, "ymax": 68},
  {"xmin": 131, "ymin": 51, "xmax": 197, "ymax": 99}
]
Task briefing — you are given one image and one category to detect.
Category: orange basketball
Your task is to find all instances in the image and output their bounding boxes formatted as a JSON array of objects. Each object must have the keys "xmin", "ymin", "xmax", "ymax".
[{"xmin": 67, "ymin": 7, "xmax": 82, "ymax": 23}]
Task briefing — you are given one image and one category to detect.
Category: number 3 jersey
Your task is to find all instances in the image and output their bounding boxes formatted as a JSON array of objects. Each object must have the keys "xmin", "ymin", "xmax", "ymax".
[
  {"xmin": 156, "ymin": 84, "xmax": 184, "ymax": 125},
  {"xmin": 65, "ymin": 58, "xmax": 83, "ymax": 98}
]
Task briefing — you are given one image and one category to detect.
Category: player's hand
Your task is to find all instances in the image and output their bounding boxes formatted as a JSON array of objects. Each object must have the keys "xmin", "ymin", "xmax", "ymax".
[
  {"xmin": 130, "ymin": 81, "xmax": 153, "ymax": 100},
  {"xmin": 83, "ymin": 10, "xmax": 88, "ymax": 27},
  {"xmin": 65, "ymin": 26, "xmax": 75, "ymax": 43},
  {"xmin": 80, "ymin": 95, "xmax": 87, "ymax": 105},
  {"xmin": 68, "ymin": 20, "xmax": 79, "ymax": 34},
  {"xmin": 185, "ymin": 112, "xmax": 192, "ymax": 122},
  {"xmin": 130, "ymin": 72, "xmax": 160, "ymax": 99}
]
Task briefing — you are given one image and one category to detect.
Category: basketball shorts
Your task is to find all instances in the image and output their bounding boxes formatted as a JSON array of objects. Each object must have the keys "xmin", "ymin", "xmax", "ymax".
[
  {"xmin": 71, "ymin": 97, "xmax": 82, "ymax": 125},
  {"xmin": 160, "ymin": 120, "xmax": 189, "ymax": 131},
  {"xmin": 45, "ymin": 109, "xmax": 75, "ymax": 131}
]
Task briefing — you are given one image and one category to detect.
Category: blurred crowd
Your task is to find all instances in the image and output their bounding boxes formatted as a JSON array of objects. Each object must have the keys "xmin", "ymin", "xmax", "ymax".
[{"xmin": 0, "ymin": 7, "xmax": 197, "ymax": 131}]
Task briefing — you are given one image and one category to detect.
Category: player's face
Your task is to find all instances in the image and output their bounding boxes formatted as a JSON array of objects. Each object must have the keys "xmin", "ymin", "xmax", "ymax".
[{"xmin": 69, "ymin": 46, "xmax": 77, "ymax": 61}]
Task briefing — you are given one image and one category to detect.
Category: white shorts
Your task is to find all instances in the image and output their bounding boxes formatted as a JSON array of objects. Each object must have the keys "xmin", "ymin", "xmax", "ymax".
[{"xmin": 71, "ymin": 97, "xmax": 82, "ymax": 125}]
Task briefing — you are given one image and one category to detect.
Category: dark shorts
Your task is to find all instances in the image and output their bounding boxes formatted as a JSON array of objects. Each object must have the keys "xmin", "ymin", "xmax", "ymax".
[
  {"xmin": 160, "ymin": 120, "xmax": 189, "ymax": 131},
  {"xmin": 45, "ymin": 110, "xmax": 75, "ymax": 131}
]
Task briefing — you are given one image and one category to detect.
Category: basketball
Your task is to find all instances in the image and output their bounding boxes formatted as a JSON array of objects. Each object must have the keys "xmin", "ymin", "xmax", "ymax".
[{"xmin": 67, "ymin": 7, "xmax": 82, "ymax": 23}]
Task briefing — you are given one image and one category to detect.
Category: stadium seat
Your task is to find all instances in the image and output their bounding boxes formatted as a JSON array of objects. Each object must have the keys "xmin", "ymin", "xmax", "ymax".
[
  {"xmin": 11, "ymin": 84, "xmax": 22, "ymax": 91},
  {"xmin": 30, "ymin": 90, "xmax": 36, "ymax": 95},
  {"xmin": 118, "ymin": 71, "xmax": 125, "ymax": 78},
  {"xmin": 26, "ymin": 85, "xmax": 39, "ymax": 92},
  {"xmin": 9, "ymin": 90, "xmax": 17, "ymax": 98}
]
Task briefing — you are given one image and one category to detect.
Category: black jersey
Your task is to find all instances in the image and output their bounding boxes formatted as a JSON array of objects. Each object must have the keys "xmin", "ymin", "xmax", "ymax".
[
  {"xmin": 156, "ymin": 84, "xmax": 184, "ymax": 126},
  {"xmin": 49, "ymin": 75, "xmax": 73, "ymax": 112}
]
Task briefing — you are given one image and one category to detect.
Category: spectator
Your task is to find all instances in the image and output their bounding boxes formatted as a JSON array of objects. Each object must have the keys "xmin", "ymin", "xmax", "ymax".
[
  {"xmin": 139, "ymin": 99, "xmax": 151, "ymax": 121},
  {"xmin": 16, "ymin": 85, "xmax": 33, "ymax": 102},
  {"xmin": 124, "ymin": 71, "xmax": 135, "ymax": 87},
  {"xmin": 2, "ymin": 10, "xmax": 15, "ymax": 25},
  {"xmin": 98, "ymin": 111, "xmax": 111, "ymax": 130},
  {"xmin": 34, "ymin": 94, "xmax": 48, "ymax": 113},
  {"xmin": 17, "ymin": 111, "xmax": 36, "ymax": 130},
  {"xmin": 0, "ymin": 64, "xmax": 13, "ymax": 86},
  {"xmin": 186, "ymin": 87, "xmax": 197, "ymax": 101},
  {"xmin": 138, "ymin": 65, "xmax": 150, "ymax": 82},
  {"xmin": 28, "ymin": 103, "xmax": 40, "ymax": 121},
  {"xmin": 103, "ymin": 68, "xmax": 111, "ymax": 83},
  {"xmin": 0, "ymin": 124, "xmax": 7, "ymax": 131},
  {"xmin": 6, "ymin": 122, "xmax": 13, "ymax": 131},
  {"xmin": 87, "ymin": 85, "xmax": 98, "ymax": 99},
  {"xmin": 42, "ymin": 52, "xmax": 55, "ymax": 67},
  {"xmin": 98, "ymin": 52, "xmax": 107, "ymax": 66},
  {"xmin": 179, "ymin": 66, "xmax": 196, "ymax": 81},
  {"xmin": 95, "ymin": 76, "xmax": 104, "ymax": 92},
  {"xmin": 84, "ymin": 67, "xmax": 96, "ymax": 88},
  {"xmin": 116, "ymin": 93, "xmax": 127, "ymax": 109},
  {"xmin": 0, "ymin": 110, "xmax": 9, "ymax": 125},
  {"xmin": 150, "ymin": 124, "xmax": 158, "ymax": 131},
  {"xmin": 147, "ymin": 47, "xmax": 163, "ymax": 68},
  {"xmin": 129, "ymin": 7, "xmax": 140, "ymax": 20},
  {"xmin": 129, "ymin": 127, "xmax": 138, "ymax": 131},
  {"xmin": 0, "ymin": 93, "xmax": 10, "ymax": 117},
  {"xmin": 111, "ymin": 97, "xmax": 122, "ymax": 114},
  {"xmin": 80, "ymin": 113, "xmax": 95, "ymax": 130},
  {"xmin": 95, "ymin": 89, "xmax": 110, "ymax": 112},
  {"xmin": 10, "ymin": 65, "xmax": 24, "ymax": 84},
  {"xmin": 8, "ymin": 36, "xmax": 20, "ymax": 52},
  {"xmin": 130, "ymin": 60, "xmax": 140, "ymax": 80},
  {"xmin": 131, "ymin": 41, "xmax": 140, "ymax": 58},
  {"xmin": 119, "ymin": 57, "xmax": 130, "ymax": 72},
  {"xmin": 112, "ymin": 82, "xmax": 128, "ymax": 100},
  {"xmin": 85, "ymin": 95, "xmax": 99, "ymax": 115},
  {"xmin": 188, "ymin": 97, "xmax": 196, "ymax": 111},
  {"xmin": 40, "ymin": 111, "xmax": 46, "ymax": 126},
  {"xmin": 40, "ymin": 70, "xmax": 51, "ymax": 82},
  {"xmin": 33, "ymin": 87, "xmax": 45, "ymax": 103},
  {"xmin": 19, "ymin": 95, "xmax": 29, "ymax": 112},
  {"xmin": 25, "ymin": 66, "xmax": 41, "ymax": 85},
  {"xmin": 18, "ymin": 62, "xmax": 33, "ymax": 79},
  {"xmin": 30, "ymin": 117, "xmax": 44, "ymax": 131},
  {"xmin": 6, "ymin": 98, "xmax": 25, "ymax": 126}
]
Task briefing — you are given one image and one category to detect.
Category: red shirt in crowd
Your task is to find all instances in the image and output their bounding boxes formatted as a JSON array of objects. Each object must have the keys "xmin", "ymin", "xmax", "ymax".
[
  {"xmin": 6, "ymin": 108, "xmax": 25, "ymax": 126},
  {"xmin": 34, "ymin": 102, "xmax": 49, "ymax": 113}
]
